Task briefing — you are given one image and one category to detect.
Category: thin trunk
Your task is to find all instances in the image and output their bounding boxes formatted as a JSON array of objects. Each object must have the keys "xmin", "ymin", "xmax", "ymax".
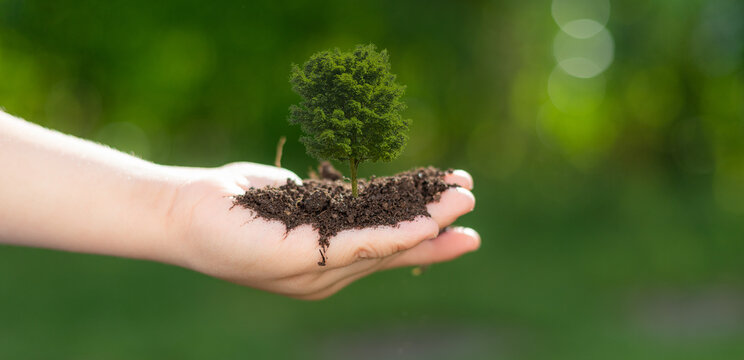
[
  {"xmin": 274, "ymin": 136, "xmax": 286, "ymax": 168},
  {"xmin": 349, "ymin": 158, "xmax": 359, "ymax": 197}
]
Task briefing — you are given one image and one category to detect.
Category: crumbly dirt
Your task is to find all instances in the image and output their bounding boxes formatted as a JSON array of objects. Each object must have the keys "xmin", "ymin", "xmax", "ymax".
[{"xmin": 233, "ymin": 166, "xmax": 455, "ymax": 265}]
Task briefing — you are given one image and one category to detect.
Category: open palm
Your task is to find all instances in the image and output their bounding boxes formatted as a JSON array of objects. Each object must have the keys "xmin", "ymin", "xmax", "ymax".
[{"xmin": 166, "ymin": 162, "xmax": 477, "ymax": 300}]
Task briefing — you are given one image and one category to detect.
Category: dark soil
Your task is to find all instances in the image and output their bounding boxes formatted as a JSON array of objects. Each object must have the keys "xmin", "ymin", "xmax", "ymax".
[{"xmin": 233, "ymin": 166, "xmax": 455, "ymax": 266}]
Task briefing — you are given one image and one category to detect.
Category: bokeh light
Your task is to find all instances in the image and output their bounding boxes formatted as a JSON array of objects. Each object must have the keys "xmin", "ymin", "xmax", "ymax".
[
  {"xmin": 554, "ymin": 25, "xmax": 614, "ymax": 78},
  {"xmin": 547, "ymin": 66, "xmax": 606, "ymax": 115},
  {"xmin": 551, "ymin": 0, "xmax": 610, "ymax": 38},
  {"xmin": 625, "ymin": 67, "xmax": 682, "ymax": 128}
]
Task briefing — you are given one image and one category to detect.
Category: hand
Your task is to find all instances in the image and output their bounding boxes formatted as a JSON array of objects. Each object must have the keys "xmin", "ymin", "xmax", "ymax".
[
  {"xmin": 165, "ymin": 162, "xmax": 478, "ymax": 300},
  {"xmin": 0, "ymin": 113, "xmax": 477, "ymax": 299}
]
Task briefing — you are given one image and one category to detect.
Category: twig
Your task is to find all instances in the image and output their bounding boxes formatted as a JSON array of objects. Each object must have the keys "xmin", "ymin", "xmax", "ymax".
[{"xmin": 274, "ymin": 136, "xmax": 286, "ymax": 168}]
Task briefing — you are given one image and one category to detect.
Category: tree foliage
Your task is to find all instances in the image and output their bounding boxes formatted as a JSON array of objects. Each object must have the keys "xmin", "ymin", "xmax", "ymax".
[{"xmin": 289, "ymin": 44, "xmax": 409, "ymax": 196}]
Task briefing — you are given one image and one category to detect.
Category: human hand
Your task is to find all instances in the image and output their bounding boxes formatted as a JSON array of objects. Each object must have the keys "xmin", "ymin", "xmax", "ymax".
[
  {"xmin": 0, "ymin": 113, "xmax": 476, "ymax": 298},
  {"xmin": 164, "ymin": 162, "xmax": 477, "ymax": 300}
]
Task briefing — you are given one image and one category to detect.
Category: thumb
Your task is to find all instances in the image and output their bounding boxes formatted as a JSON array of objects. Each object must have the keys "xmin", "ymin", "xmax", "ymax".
[{"xmin": 222, "ymin": 162, "xmax": 302, "ymax": 188}]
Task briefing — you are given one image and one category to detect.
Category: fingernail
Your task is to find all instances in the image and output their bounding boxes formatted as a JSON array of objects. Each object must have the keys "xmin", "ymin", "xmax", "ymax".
[
  {"xmin": 454, "ymin": 226, "xmax": 480, "ymax": 250},
  {"xmin": 452, "ymin": 169, "xmax": 474, "ymax": 189},
  {"xmin": 453, "ymin": 187, "xmax": 476, "ymax": 211}
]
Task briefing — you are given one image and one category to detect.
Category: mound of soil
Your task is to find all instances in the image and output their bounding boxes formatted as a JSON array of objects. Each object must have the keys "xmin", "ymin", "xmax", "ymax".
[{"xmin": 233, "ymin": 166, "xmax": 455, "ymax": 265}]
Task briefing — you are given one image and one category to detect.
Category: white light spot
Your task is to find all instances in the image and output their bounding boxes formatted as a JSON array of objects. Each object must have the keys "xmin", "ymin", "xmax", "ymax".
[
  {"xmin": 562, "ymin": 18, "xmax": 605, "ymax": 39},
  {"xmin": 552, "ymin": 0, "xmax": 611, "ymax": 38},
  {"xmin": 554, "ymin": 26, "xmax": 614, "ymax": 78}
]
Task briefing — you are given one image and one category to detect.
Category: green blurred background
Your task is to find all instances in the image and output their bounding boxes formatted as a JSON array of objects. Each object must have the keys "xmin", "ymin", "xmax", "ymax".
[{"xmin": 1, "ymin": 0, "xmax": 743, "ymax": 358}]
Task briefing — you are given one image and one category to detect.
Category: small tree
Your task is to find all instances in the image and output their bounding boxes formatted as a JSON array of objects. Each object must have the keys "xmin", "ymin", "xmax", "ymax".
[{"xmin": 289, "ymin": 44, "xmax": 409, "ymax": 197}]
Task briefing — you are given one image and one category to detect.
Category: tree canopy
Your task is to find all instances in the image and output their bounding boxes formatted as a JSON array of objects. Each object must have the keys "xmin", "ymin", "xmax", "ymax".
[{"xmin": 289, "ymin": 44, "xmax": 409, "ymax": 196}]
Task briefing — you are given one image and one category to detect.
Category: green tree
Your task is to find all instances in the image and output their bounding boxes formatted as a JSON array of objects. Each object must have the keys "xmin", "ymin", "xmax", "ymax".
[{"xmin": 289, "ymin": 44, "xmax": 409, "ymax": 197}]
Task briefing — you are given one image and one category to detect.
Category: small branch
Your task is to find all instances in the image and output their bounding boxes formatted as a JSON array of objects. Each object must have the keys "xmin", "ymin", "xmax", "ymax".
[{"xmin": 274, "ymin": 136, "xmax": 286, "ymax": 168}]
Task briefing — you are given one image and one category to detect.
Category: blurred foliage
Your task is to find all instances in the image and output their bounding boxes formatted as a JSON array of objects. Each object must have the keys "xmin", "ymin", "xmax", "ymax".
[{"xmin": 1, "ymin": 0, "xmax": 743, "ymax": 359}]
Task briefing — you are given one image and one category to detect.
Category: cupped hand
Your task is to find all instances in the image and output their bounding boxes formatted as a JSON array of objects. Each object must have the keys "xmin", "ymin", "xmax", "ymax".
[{"xmin": 165, "ymin": 162, "xmax": 478, "ymax": 300}]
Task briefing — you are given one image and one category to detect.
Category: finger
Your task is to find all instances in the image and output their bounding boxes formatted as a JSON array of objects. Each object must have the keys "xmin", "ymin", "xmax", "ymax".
[
  {"xmin": 299, "ymin": 259, "xmax": 391, "ymax": 300},
  {"xmin": 298, "ymin": 271, "xmax": 365, "ymax": 300},
  {"xmin": 234, "ymin": 176, "xmax": 252, "ymax": 191},
  {"xmin": 299, "ymin": 227, "xmax": 480, "ymax": 300},
  {"xmin": 384, "ymin": 227, "xmax": 480, "ymax": 269},
  {"xmin": 222, "ymin": 162, "xmax": 302, "ymax": 187},
  {"xmin": 426, "ymin": 187, "xmax": 475, "ymax": 228},
  {"xmin": 224, "ymin": 181, "xmax": 250, "ymax": 196},
  {"xmin": 295, "ymin": 256, "xmax": 386, "ymax": 297},
  {"xmin": 309, "ymin": 249, "xmax": 402, "ymax": 292},
  {"xmin": 322, "ymin": 216, "xmax": 439, "ymax": 269},
  {"xmin": 444, "ymin": 169, "xmax": 474, "ymax": 190}
]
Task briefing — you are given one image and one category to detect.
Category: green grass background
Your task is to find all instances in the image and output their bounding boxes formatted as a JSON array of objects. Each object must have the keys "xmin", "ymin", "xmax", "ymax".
[{"xmin": 1, "ymin": 0, "xmax": 744, "ymax": 358}]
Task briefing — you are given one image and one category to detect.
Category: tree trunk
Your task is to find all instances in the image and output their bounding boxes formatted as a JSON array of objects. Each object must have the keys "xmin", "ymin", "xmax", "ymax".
[{"xmin": 349, "ymin": 158, "xmax": 359, "ymax": 197}]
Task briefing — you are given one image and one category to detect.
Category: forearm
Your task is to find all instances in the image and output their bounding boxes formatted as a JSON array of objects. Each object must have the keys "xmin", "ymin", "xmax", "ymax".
[{"xmin": 0, "ymin": 111, "xmax": 182, "ymax": 264}]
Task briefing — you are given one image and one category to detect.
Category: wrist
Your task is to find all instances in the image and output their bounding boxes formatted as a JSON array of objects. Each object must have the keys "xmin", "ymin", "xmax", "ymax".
[{"xmin": 124, "ymin": 163, "xmax": 191, "ymax": 266}]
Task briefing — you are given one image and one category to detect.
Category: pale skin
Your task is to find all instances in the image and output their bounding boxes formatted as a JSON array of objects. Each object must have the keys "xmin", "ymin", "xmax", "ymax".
[{"xmin": 0, "ymin": 111, "xmax": 478, "ymax": 300}]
